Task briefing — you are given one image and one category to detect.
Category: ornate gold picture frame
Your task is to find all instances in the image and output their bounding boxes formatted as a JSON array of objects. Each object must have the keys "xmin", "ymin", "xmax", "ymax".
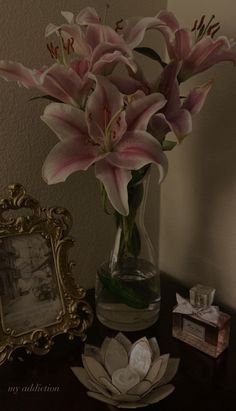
[{"xmin": 0, "ymin": 184, "xmax": 93, "ymax": 365}]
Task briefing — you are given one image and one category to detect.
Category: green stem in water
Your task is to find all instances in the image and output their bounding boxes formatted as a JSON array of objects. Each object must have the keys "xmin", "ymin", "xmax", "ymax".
[{"xmin": 98, "ymin": 271, "xmax": 149, "ymax": 309}]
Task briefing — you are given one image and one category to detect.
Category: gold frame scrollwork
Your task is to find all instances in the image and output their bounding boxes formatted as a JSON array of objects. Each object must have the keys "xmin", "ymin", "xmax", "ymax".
[{"xmin": 0, "ymin": 184, "xmax": 93, "ymax": 365}]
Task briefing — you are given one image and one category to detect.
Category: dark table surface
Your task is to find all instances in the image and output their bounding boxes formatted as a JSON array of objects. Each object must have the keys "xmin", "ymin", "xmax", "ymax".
[{"xmin": 0, "ymin": 273, "xmax": 235, "ymax": 411}]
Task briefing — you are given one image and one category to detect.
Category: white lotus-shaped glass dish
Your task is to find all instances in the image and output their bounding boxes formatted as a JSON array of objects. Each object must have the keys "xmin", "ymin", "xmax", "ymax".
[{"xmin": 71, "ymin": 333, "xmax": 179, "ymax": 408}]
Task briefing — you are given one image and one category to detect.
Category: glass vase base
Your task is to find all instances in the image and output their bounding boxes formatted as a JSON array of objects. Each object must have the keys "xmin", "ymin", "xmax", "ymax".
[{"xmin": 96, "ymin": 301, "xmax": 160, "ymax": 331}]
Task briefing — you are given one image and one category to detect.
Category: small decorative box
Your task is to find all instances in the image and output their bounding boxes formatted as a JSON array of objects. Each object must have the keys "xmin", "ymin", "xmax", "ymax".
[{"xmin": 172, "ymin": 284, "xmax": 231, "ymax": 358}]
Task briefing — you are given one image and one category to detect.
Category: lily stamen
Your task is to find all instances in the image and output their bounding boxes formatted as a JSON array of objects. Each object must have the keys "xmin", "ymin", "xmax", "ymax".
[
  {"xmin": 106, "ymin": 107, "xmax": 123, "ymax": 134},
  {"xmin": 192, "ymin": 14, "xmax": 221, "ymax": 42},
  {"xmin": 46, "ymin": 43, "xmax": 59, "ymax": 61},
  {"xmin": 211, "ymin": 25, "xmax": 221, "ymax": 37},
  {"xmin": 46, "ymin": 43, "xmax": 54, "ymax": 59},
  {"xmin": 191, "ymin": 19, "xmax": 198, "ymax": 32},
  {"xmin": 87, "ymin": 111, "xmax": 107, "ymax": 146},
  {"xmin": 46, "ymin": 33, "xmax": 74, "ymax": 65},
  {"xmin": 197, "ymin": 15, "xmax": 205, "ymax": 30},
  {"xmin": 208, "ymin": 23, "xmax": 221, "ymax": 37},
  {"xmin": 198, "ymin": 24, "xmax": 206, "ymax": 38},
  {"xmin": 204, "ymin": 14, "xmax": 215, "ymax": 32}
]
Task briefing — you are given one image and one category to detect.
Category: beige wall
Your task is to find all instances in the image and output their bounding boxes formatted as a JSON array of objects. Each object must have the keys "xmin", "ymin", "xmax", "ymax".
[
  {"xmin": 160, "ymin": 0, "xmax": 236, "ymax": 309},
  {"xmin": 0, "ymin": 0, "xmax": 167, "ymax": 289}
]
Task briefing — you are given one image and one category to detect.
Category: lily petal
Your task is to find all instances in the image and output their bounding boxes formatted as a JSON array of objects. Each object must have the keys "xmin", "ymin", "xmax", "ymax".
[
  {"xmin": 61, "ymin": 11, "xmax": 75, "ymax": 24},
  {"xmin": 45, "ymin": 23, "xmax": 59, "ymax": 37},
  {"xmin": 95, "ymin": 159, "xmax": 132, "ymax": 215},
  {"xmin": 92, "ymin": 51, "xmax": 136, "ymax": 75},
  {"xmin": 91, "ymin": 43, "xmax": 132, "ymax": 67},
  {"xmin": 182, "ymin": 81, "xmax": 212, "ymax": 115},
  {"xmin": 126, "ymin": 93, "xmax": 167, "ymax": 131},
  {"xmin": 157, "ymin": 10, "xmax": 179, "ymax": 31},
  {"xmin": 187, "ymin": 36, "xmax": 231, "ymax": 67},
  {"xmin": 110, "ymin": 130, "xmax": 168, "ymax": 175},
  {"xmin": 75, "ymin": 7, "xmax": 100, "ymax": 25},
  {"xmin": 39, "ymin": 63, "xmax": 84, "ymax": 106},
  {"xmin": 173, "ymin": 29, "xmax": 192, "ymax": 60},
  {"xmin": 199, "ymin": 48, "xmax": 236, "ymax": 71},
  {"xmin": 167, "ymin": 109, "xmax": 192, "ymax": 140},
  {"xmin": 0, "ymin": 61, "xmax": 40, "ymax": 88},
  {"xmin": 156, "ymin": 61, "xmax": 181, "ymax": 114},
  {"xmin": 41, "ymin": 102, "xmax": 101, "ymax": 183},
  {"xmin": 69, "ymin": 58, "xmax": 90, "ymax": 79},
  {"xmin": 108, "ymin": 74, "xmax": 142, "ymax": 95},
  {"xmin": 86, "ymin": 24, "xmax": 131, "ymax": 54},
  {"xmin": 153, "ymin": 110, "xmax": 192, "ymax": 142},
  {"xmin": 42, "ymin": 139, "xmax": 100, "ymax": 184},
  {"xmin": 41, "ymin": 103, "xmax": 88, "ymax": 141},
  {"xmin": 148, "ymin": 114, "xmax": 170, "ymax": 142},
  {"xmin": 181, "ymin": 36, "xmax": 236, "ymax": 80},
  {"xmin": 124, "ymin": 17, "xmax": 166, "ymax": 49}
]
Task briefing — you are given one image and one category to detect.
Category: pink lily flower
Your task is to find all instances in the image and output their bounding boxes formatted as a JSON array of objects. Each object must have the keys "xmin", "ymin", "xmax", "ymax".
[
  {"xmin": 0, "ymin": 61, "xmax": 87, "ymax": 106},
  {"xmin": 126, "ymin": 59, "xmax": 212, "ymax": 143},
  {"xmin": 149, "ymin": 61, "xmax": 212, "ymax": 142},
  {"xmin": 178, "ymin": 35, "xmax": 236, "ymax": 81},
  {"xmin": 124, "ymin": 11, "xmax": 236, "ymax": 81},
  {"xmin": 45, "ymin": 7, "xmax": 101, "ymax": 56},
  {"xmin": 0, "ymin": 7, "xmax": 136, "ymax": 108},
  {"xmin": 46, "ymin": 8, "xmax": 133, "ymax": 61},
  {"xmin": 157, "ymin": 12, "xmax": 236, "ymax": 81},
  {"xmin": 41, "ymin": 76, "xmax": 168, "ymax": 215}
]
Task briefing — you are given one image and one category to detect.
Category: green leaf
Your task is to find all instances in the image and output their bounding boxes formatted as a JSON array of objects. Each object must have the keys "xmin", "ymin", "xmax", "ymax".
[
  {"xmin": 100, "ymin": 183, "xmax": 112, "ymax": 215},
  {"xmin": 129, "ymin": 164, "xmax": 150, "ymax": 186},
  {"xmin": 98, "ymin": 272, "xmax": 149, "ymax": 309},
  {"xmin": 134, "ymin": 47, "xmax": 167, "ymax": 68},
  {"xmin": 162, "ymin": 140, "xmax": 177, "ymax": 151},
  {"xmin": 128, "ymin": 183, "xmax": 144, "ymax": 212},
  {"xmin": 29, "ymin": 95, "xmax": 62, "ymax": 103}
]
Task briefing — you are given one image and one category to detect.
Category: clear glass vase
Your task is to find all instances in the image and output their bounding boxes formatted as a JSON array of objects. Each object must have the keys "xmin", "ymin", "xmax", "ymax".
[{"xmin": 95, "ymin": 169, "xmax": 161, "ymax": 331}]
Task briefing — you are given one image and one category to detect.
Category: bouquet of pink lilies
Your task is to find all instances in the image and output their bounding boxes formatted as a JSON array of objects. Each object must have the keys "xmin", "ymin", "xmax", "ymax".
[{"xmin": 0, "ymin": 7, "xmax": 235, "ymax": 216}]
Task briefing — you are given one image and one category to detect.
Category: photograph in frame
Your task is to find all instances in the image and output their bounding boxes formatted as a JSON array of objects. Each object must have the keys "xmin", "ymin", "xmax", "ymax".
[{"xmin": 0, "ymin": 233, "xmax": 64, "ymax": 336}]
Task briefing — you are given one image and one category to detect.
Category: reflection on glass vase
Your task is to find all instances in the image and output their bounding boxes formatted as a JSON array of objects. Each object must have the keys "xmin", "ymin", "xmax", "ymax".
[{"xmin": 95, "ymin": 168, "xmax": 160, "ymax": 331}]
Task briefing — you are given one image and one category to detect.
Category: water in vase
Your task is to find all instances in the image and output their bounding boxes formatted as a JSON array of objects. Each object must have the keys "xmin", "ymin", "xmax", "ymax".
[{"xmin": 95, "ymin": 258, "xmax": 161, "ymax": 331}]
